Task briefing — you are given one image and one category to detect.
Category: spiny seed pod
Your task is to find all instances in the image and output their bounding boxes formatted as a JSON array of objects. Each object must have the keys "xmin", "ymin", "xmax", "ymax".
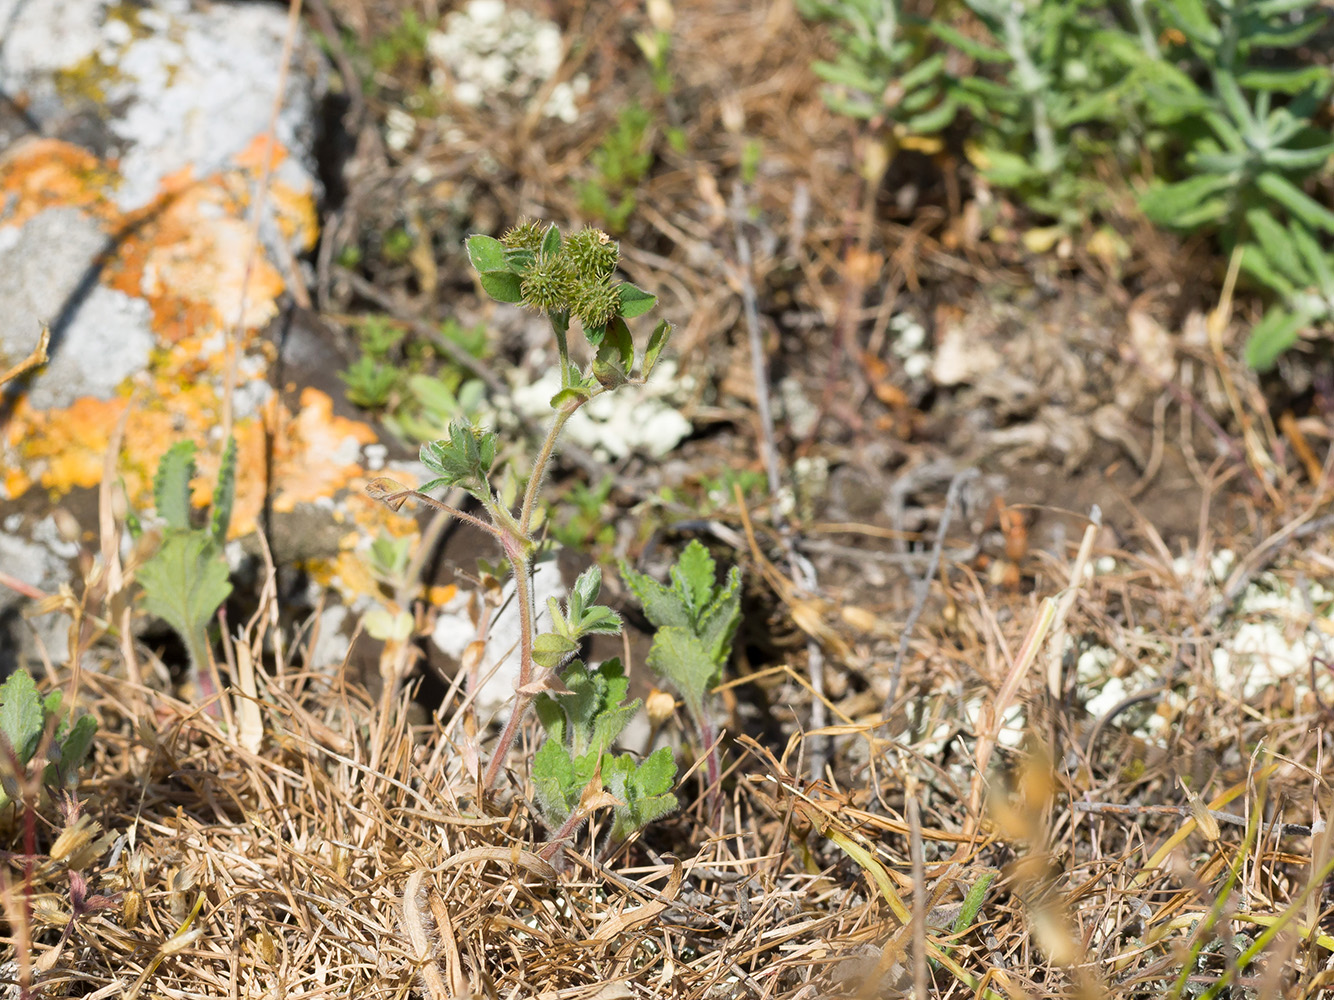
[
  {"xmin": 520, "ymin": 253, "xmax": 576, "ymax": 314},
  {"xmin": 500, "ymin": 218, "xmax": 545, "ymax": 253},
  {"xmin": 572, "ymin": 278, "xmax": 621, "ymax": 328},
  {"xmin": 565, "ymin": 227, "xmax": 619, "ymax": 280}
]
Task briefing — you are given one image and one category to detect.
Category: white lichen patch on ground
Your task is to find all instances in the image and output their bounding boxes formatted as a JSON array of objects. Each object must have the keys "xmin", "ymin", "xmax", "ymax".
[
  {"xmin": 427, "ymin": 0, "xmax": 589, "ymax": 122},
  {"xmin": 1075, "ymin": 549, "xmax": 1334, "ymax": 740},
  {"xmin": 431, "ymin": 554, "xmax": 566, "ymax": 720},
  {"xmin": 510, "ymin": 359, "xmax": 693, "ymax": 460}
]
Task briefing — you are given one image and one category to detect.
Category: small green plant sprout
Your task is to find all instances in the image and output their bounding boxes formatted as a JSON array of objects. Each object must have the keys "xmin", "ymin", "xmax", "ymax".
[
  {"xmin": 798, "ymin": 0, "xmax": 956, "ymax": 147},
  {"xmin": 532, "ymin": 654, "xmax": 678, "ymax": 852},
  {"xmin": 576, "ymin": 105, "xmax": 655, "ymax": 234},
  {"xmin": 340, "ymin": 354, "xmax": 400, "ymax": 410},
  {"xmin": 1238, "ymin": 216, "xmax": 1334, "ymax": 369},
  {"xmin": 133, "ymin": 437, "xmax": 236, "ymax": 700},
  {"xmin": 0, "ymin": 668, "xmax": 97, "ymax": 810},
  {"xmin": 365, "ymin": 221, "xmax": 672, "ymax": 796},
  {"xmin": 621, "ymin": 539, "xmax": 741, "ymax": 819}
]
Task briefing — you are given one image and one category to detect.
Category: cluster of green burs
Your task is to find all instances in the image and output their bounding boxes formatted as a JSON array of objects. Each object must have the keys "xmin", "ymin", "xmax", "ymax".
[{"xmin": 500, "ymin": 220, "xmax": 623, "ymax": 329}]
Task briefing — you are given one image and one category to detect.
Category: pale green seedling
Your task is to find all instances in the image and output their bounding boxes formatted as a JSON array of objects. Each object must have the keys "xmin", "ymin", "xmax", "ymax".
[{"xmin": 622, "ymin": 539, "xmax": 741, "ymax": 818}]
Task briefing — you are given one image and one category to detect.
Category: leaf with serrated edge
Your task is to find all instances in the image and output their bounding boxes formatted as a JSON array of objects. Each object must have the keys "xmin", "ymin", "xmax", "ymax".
[
  {"xmin": 154, "ymin": 441, "xmax": 197, "ymax": 532},
  {"xmin": 605, "ymin": 746, "xmax": 678, "ymax": 841},
  {"xmin": 621, "ymin": 561, "xmax": 692, "ymax": 630},
  {"xmin": 671, "ymin": 540, "xmax": 717, "ymax": 618},
  {"xmin": 698, "ymin": 566, "xmax": 742, "ymax": 663},
  {"xmin": 0, "ymin": 669, "xmax": 46, "ymax": 765},
  {"xmin": 646, "ymin": 625, "xmax": 718, "ymax": 713},
  {"xmin": 138, "ymin": 532, "xmax": 232, "ymax": 649},
  {"xmin": 532, "ymin": 740, "xmax": 576, "ymax": 824}
]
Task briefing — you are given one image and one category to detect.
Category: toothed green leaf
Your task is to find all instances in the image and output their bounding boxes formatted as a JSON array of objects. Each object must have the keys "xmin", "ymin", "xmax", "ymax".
[
  {"xmin": 604, "ymin": 746, "xmax": 679, "ymax": 842},
  {"xmin": 671, "ymin": 540, "xmax": 717, "ymax": 618},
  {"xmin": 154, "ymin": 441, "xmax": 198, "ymax": 531},
  {"xmin": 646, "ymin": 626, "xmax": 718, "ymax": 714}
]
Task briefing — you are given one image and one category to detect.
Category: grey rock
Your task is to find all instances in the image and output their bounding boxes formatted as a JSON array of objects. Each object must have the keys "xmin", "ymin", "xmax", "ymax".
[{"xmin": 0, "ymin": 207, "xmax": 154, "ymax": 410}]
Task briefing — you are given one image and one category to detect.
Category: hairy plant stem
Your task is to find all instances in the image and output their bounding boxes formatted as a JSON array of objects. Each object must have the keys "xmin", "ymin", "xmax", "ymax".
[
  {"xmin": 519, "ymin": 406, "xmax": 575, "ymax": 535},
  {"xmin": 693, "ymin": 708, "xmax": 723, "ymax": 825},
  {"xmin": 480, "ymin": 532, "xmax": 535, "ymax": 792},
  {"xmin": 537, "ymin": 809, "xmax": 587, "ymax": 862}
]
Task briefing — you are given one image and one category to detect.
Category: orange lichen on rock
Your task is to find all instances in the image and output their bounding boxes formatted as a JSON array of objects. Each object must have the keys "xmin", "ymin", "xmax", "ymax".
[
  {"xmin": 0, "ymin": 138, "xmax": 119, "ymax": 227},
  {"xmin": 106, "ymin": 178, "xmax": 286, "ymax": 344},
  {"xmin": 11, "ymin": 396, "xmax": 128, "ymax": 493}
]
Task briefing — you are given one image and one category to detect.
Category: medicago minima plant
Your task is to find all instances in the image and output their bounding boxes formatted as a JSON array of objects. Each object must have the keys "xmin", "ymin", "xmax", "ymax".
[{"xmin": 367, "ymin": 221, "xmax": 687, "ymax": 844}]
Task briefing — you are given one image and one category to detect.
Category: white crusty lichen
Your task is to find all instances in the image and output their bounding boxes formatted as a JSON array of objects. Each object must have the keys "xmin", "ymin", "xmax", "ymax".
[
  {"xmin": 426, "ymin": 0, "xmax": 589, "ymax": 122},
  {"xmin": 510, "ymin": 359, "xmax": 692, "ymax": 460}
]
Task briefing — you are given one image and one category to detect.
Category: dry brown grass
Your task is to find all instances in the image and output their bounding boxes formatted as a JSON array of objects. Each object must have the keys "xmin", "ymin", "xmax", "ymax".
[{"xmin": 5, "ymin": 0, "xmax": 1334, "ymax": 997}]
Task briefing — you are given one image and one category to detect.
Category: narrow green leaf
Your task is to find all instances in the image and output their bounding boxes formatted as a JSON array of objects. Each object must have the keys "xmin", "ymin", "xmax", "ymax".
[
  {"xmin": 154, "ymin": 441, "xmax": 197, "ymax": 532},
  {"xmin": 1290, "ymin": 222, "xmax": 1334, "ymax": 297},
  {"xmin": 209, "ymin": 435, "xmax": 237, "ymax": 547},
  {"xmin": 1245, "ymin": 209, "xmax": 1307, "ymax": 286},
  {"xmin": 1138, "ymin": 174, "xmax": 1236, "ymax": 227},
  {"xmin": 1245, "ymin": 307, "xmax": 1307, "ymax": 370},
  {"xmin": 640, "ymin": 320, "xmax": 672, "ymax": 379},
  {"xmin": 1255, "ymin": 171, "xmax": 1334, "ymax": 235}
]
